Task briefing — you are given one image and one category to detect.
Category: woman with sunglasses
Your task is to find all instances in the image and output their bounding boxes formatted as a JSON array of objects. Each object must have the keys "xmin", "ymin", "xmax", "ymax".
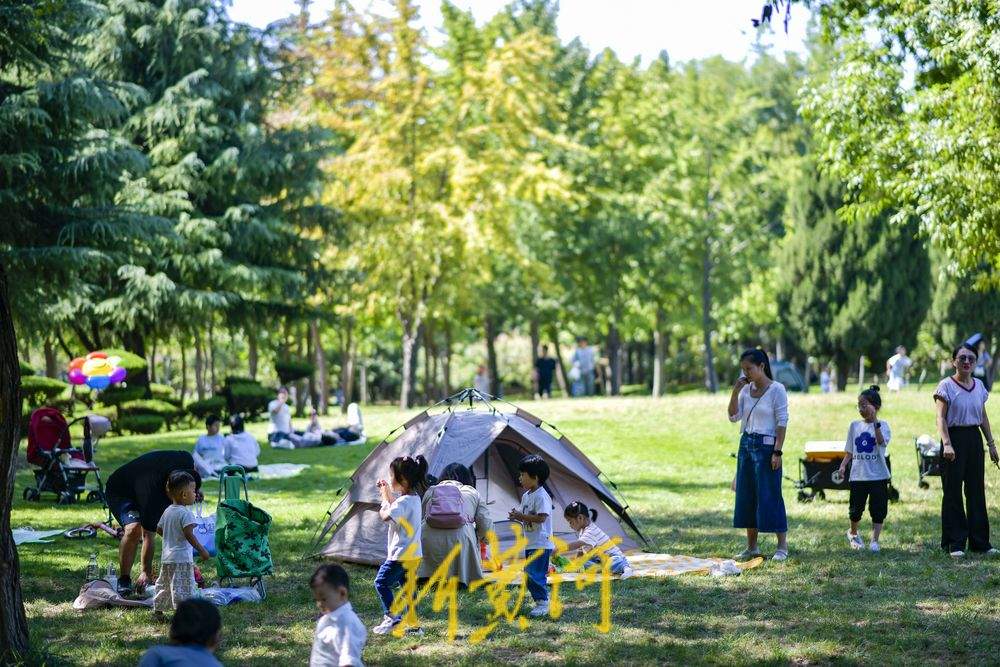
[{"xmin": 934, "ymin": 343, "xmax": 999, "ymax": 557}]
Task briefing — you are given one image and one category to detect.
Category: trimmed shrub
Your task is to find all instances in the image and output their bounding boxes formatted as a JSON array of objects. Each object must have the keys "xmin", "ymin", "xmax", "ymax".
[
  {"xmin": 149, "ymin": 383, "xmax": 182, "ymax": 406},
  {"xmin": 19, "ymin": 360, "xmax": 34, "ymax": 376},
  {"xmin": 120, "ymin": 399, "xmax": 181, "ymax": 417},
  {"xmin": 98, "ymin": 385, "xmax": 146, "ymax": 407},
  {"xmin": 276, "ymin": 358, "xmax": 314, "ymax": 385},
  {"xmin": 21, "ymin": 375, "xmax": 70, "ymax": 407},
  {"xmin": 186, "ymin": 396, "xmax": 226, "ymax": 420},
  {"xmin": 224, "ymin": 375, "xmax": 258, "ymax": 387},
  {"xmin": 222, "ymin": 377, "xmax": 271, "ymax": 420},
  {"xmin": 118, "ymin": 414, "xmax": 164, "ymax": 435}
]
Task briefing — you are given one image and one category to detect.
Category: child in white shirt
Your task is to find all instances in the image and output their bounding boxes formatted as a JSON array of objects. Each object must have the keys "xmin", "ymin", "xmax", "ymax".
[
  {"xmin": 372, "ymin": 455, "xmax": 428, "ymax": 636},
  {"xmin": 310, "ymin": 564, "xmax": 367, "ymax": 667},
  {"xmin": 508, "ymin": 454, "xmax": 553, "ymax": 618},
  {"xmin": 154, "ymin": 471, "xmax": 211, "ymax": 619},
  {"xmin": 838, "ymin": 385, "xmax": 892, "ymax": 553},
  {"xmin": 563, "ymin": 501, "xmax": 633, "ymax": 578}
]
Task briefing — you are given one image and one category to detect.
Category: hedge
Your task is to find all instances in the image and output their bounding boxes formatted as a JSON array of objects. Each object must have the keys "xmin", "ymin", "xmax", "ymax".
[
  {"xmin": 98, "ymin": 386, "xmax": 147, "ymax": 407},
  {"xmin": 120, "ymin": 399, "xmax": 181, "ymax": 417},
  {"xmin": 149, "ymin": 383, "xmax": 178, "ymax": 401},
  {"xmin": 186, "ymin": 396, "xmax": 226, "ymax": 420},
  {"xmin": 21, "ymin": 375, "xmax": 70, "ymax": 406},
  {"xmin": 19, "ymin": 360, "xmax": 34, "ymax": 376},
  {"xmin": 223, "ymin": 381, "xmax": 271, "ymax": 420},
  {"xmin": 118, "ymin": 414, "xmax": 164, "ymax": 435}
]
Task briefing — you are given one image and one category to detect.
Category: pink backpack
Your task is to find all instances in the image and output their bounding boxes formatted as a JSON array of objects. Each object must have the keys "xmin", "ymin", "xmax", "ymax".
[{"xmin": 425, "ymin": 484, "xmax": 470, "ymax": 529}]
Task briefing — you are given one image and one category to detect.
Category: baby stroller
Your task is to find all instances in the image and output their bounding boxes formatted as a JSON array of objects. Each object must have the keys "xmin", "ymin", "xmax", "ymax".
[
  {"xmin": 215, "ymin": 466, "xmax": 272, "ymax": 597},
  {"xmin": 24, "ymin": 407, "xmax": 111, "ymax": 505},
  {"xmin": 791, "ymin": 440, "xmax": 900, "ymax": 503},
  {"xmin": 915, "ymin": 434, "xmax": 943, "ymax": 489}
]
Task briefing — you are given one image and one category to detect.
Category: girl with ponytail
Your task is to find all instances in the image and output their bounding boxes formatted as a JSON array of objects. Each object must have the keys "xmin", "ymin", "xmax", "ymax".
[
  {"xmin": 728, "ymin": 348, "xmax": 790, "ymax": 561},
  {"xmin": 372, "ymin": 454, "xmax": 429, "ymax": 636},
  {"xmin": 562, "ymin": 501, "xmax": 633, "ymax": 577}
]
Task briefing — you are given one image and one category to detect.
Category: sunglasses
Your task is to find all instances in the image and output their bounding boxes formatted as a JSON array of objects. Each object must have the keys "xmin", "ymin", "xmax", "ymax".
[{"xmin": 957, "ymin": 355, "xmax": 977, "ymax": 363}]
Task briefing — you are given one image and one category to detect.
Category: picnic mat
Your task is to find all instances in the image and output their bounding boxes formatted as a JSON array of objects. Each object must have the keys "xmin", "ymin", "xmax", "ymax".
[
  {"xmin": 254, "ymin": 463, "xmax": 309, "ymax": 479},
  {"xmin": 487, "ymin": 553, "xmax": 765, "ymax": 584},
  {"xmin": 13, "ymin": 528, "xmax": 65, "ymax": 546}
]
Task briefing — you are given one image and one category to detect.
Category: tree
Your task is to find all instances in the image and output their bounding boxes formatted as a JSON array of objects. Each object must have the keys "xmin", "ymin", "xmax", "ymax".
[
  {"xmin": 925, "ymin": 262, "xmax": 1000, "ymax": 376},
  {"xmin": 778, "ymin": 158, "xmax": 931, "ymax": 389}
]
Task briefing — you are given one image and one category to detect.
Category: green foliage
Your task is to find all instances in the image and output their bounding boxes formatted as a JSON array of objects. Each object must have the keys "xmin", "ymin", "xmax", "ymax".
[
  {"xmin": 186, "ymin": 396, "xmax": 226, "ymax": 420},
  {"xmin": 118, "ymin": 414, "xmax": 164, "ymax": 435},
  {"xmin": 19, "ymin": 360, "xmax": 34, "ymax": 376},
  {"xmin": 119, "ymin": 400, "xmax": 181, "ymax": 418},
  {"xmin": 148, "ymin": 382, "xmax": 178, "ymax": 402},
  {"xmin": 924, "ymin": 263, "xmax": 1000, "ymax": 354},
  {"xmin": 20, "ymin": 376, "xmax": 70, "ymax": 407},
  {"xmin": 97, "ymin": 386, "xmax": 146, "ymax": 407},
  {"xmin": 275, "ymin": 359, "xmax": 315, "ymax": 385},
  {"xmin": 100, "ymin": 349, "xmax": 147, "ymax": 377},
  {"xmin": 222, "ymin": 381, "xmax": 272, "ymax": 420}
]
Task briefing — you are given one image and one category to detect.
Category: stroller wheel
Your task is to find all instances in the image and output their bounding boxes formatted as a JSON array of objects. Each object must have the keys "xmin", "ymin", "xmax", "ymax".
[
  {"xmin": 86, "ymin": 491, "xmax": 104, "ymax": 504},
  {"xmin": 57, "ymin": 491, "xmax": 75, "ymax": 505},
  {"xmin": 797, "ymin": 490, "xmax": 811, "ymax": 503},
  {"xmin": 23, "ymin": 487, "xmax": 39, "ymax": 502},
  {"xmin": 919, "ymin": 480, "xmax": 930, "ymax": 489}
]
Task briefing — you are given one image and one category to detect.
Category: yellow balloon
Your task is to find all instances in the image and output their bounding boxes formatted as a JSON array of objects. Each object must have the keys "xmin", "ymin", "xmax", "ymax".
[{"xmin": 82, "ymin": 358, "xmax": 113, "ymax": 376}]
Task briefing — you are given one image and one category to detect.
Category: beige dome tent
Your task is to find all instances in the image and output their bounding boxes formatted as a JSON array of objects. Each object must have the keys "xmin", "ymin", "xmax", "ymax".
[{"xmin": 310, "ymin": 389, "xmax": 649, "ymax": 565}]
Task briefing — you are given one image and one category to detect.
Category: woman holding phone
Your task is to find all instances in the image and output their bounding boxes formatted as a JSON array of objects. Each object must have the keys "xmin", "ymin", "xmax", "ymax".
[
  {"xmin": 728, "ymin": 349, "xmax": 790, "ymax": 561},
  {"xmin": 935, "ymin": 343, "xmax": 998, "ymax": 557}
]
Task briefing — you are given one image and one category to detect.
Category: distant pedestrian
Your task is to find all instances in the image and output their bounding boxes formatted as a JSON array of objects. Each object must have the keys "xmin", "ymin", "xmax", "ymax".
[
  {"xmin": 571, "ymin": 338, "xmax": 596, "ymax": 397},
  {"xmin": 534, "ymin": 345, "xmax": 557, "ymax": 399},
  {"xmin": 820, "ymin": 366, "xmax": 832, "ymax": 394},
  {"xmin": 885, "ymin": 346, "xmax": 912, "ymax": 392},
  {"xmin": 974, "ymin": 340, "xmax": 993, "ymax": 391},
  {"xmin": 473, "ymin": 364, "xmax": 490, "ymax": 396}
]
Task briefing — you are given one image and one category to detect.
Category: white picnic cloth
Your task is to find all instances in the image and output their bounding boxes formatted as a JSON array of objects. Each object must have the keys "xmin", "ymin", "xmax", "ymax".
[
  {"xmin": 255, "ymin": 463, "xmax": 309, "ymax": 479},
  {"xmin": 13, "ymin": 528, "xmax": 65, "ymax": 545}
]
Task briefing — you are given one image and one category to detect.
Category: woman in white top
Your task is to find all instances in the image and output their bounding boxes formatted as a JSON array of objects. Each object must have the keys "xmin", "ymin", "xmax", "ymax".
[
  {"xmin": 934, "ymin": 343, "xmax": 998, "ymax": 557},
  {"xmin": 727, "ymin": 349, "xmax": 790, "ymax": 561}
]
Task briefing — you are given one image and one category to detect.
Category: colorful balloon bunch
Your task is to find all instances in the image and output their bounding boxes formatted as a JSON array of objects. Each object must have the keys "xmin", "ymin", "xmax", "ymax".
[{"xmin": 67, "ymin": 352, "xmax": 127, "ymax": 390}]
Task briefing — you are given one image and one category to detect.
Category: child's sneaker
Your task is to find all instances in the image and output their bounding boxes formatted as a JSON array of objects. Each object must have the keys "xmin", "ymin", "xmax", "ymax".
[
  {"xmin": 847, "ymin": 531, "xmax": 865, "ymax": 550},
  {"xmin": 372, "ymin": 615, "xmax": 400, "ymax": 635},
  {"xmin": 620, "ymin": 565, "xmax": 635, "ymax": 579},
  {"xmin": 528, "ymin": 601, "xmax": 550, "ymax": 617},
  {"xmin": 869, "ymin": 541, "xmax": 880, "ymax": 553},
  {"xmin": 950, "ymin": 550, "xmax": 966, "ymax": 558}
]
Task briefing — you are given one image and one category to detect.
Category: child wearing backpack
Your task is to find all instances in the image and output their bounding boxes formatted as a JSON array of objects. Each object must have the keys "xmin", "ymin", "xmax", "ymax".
[
  {"xmin": 838, "ymin": 385, "xmax": 892, "ymax": 553},
  {"xmin": 563, "ymin": 501, "xmax": 634, "ymax": 578},
  {"xmin": 373, "ymin": 455, "xmax": 428, "ymax": 636}
]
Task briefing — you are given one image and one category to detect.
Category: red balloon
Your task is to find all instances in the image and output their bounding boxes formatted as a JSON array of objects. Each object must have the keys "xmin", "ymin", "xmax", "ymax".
[
  {"xmin": 68, "ymin": 357, "xmax": 86, "ymax": 371},
  {"xmin": 86, "ymin": 351, "xmax": 108, "ymax": 360}
]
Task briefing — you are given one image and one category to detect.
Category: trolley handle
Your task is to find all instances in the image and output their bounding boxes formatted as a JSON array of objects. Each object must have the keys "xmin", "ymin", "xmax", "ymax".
[{"xmin": 217, "ymin": 465, "xmax": 249, "ymax": 504}]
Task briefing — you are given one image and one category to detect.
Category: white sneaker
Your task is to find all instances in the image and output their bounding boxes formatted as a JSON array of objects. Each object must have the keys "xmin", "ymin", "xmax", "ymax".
[
  {"xmin": 986, "ymin": 548, "xmax": 1000, "ymax": 556},
  {"xmin": 869, "ymin": 541, "xmax": 880, "ymax": 553},
  {"xmin": 528, "ymin": 602, "xmax": 549, "ymax": 617},
  {"xmin": 620, "ymin": 566, "xmax": 635, "ymax": 580},
  {"xmin": 847, "ymin": 531, "xmax": 865, "ymax": 550},
  {"xmin": 772, "ymin": 549, "xmax": 789, "ymax": 562},
  {"xmin": 372, "ymin": 615, "xmax": 400, "ymax": 635},
  {"xmin": 271, "ymin": 439, "xmax": 295, "ymax": 450},
  {"xmin": 950, "ymin": 550, "xmax": 966, "ymax": 558}
]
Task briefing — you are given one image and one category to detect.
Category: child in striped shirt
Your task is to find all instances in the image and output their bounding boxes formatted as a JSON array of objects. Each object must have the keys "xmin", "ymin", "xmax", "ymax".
[{"xmin": 563, "ymin": 501, "xmax": 634, "ymax": 578}]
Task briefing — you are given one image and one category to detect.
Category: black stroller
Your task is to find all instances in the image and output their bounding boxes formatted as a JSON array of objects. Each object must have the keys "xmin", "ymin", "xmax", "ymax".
[
  {"xmin": 791, "ymin": 440, "xmax": 900, "ymax": 503},
  {"xmin": 915, "ymin": 434, "xmax": 943, "ymax": 489}
]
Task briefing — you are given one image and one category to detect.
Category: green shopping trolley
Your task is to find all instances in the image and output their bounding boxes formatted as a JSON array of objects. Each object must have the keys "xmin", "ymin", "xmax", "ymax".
[{"xmin": 215, "ymin": 465, "xmax": 273, "ymax": 597}]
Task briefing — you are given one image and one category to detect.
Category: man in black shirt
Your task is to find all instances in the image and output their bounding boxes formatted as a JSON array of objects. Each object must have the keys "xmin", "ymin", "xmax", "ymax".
[
  {"xmin": 534, "ymin": 345, "xmax": 557, "ymax": 399},
  {"xmin": 104, "ymin": 450, "xmax": 201, "ymax": 594}
]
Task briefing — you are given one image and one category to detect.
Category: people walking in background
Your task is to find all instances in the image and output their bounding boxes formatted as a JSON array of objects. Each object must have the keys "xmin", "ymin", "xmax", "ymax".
[
  {"xmin": 974, "ymin": 339, "xmax": 993, "ymax": 391},
  {"xmin": 820, "ymin": 366, "xmax": 832, "ymax": 393},
  {"xmin": 728, "ymin": 348, "xmax": 790, "ymax": 562},
  {"xmin": 838, "ymin": 386, "xmax": 891, "ymax": 553},
  {"xmin": 534, "ymin": 345, "xmax": 557, "ymax": 399},
  {"xmin": 473, "ymin": 364, "xmax": 490, "ymax": 396},
  {"xmin": 571, "ymin": 337, "xmax": 596, "ymax": 397},
  {"xmin": 935, "ymin": 343, "xmax": 998, "ymax": 557},
  {"xmin": 885, "ymin": 345, "xmax": 912, "ymax": 392}
]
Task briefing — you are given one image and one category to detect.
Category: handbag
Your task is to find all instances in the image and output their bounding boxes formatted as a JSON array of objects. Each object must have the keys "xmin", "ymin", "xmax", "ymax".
[{"xmin": 193, "ymin": 502, "xmax": 217, "ymax": 557}]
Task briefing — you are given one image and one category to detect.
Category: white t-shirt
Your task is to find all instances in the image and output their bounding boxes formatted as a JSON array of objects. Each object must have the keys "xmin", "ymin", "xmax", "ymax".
[
  {"xmin": 384, "ymin": 494, "xmax": 422, "ymax": 561},
  {"xmin": 310, "ymin": 602, "xmax": 367, "ymax": 667},
  {"xmin": 887, "ymin": 353, "xmax": 912, "ymax": 380},
  {"xmin": 729, "ymin": 382, "xmax": 789, "ymax": 437},
  {"xmin": 845, "ymin": 420, "xmax": 892, "ymax": 482},
  {"xmin": 519, "ymin": 487, "xmax": 554, "ymax": 551},
  {"xmin": 578, "ymin": 523, "xmax": 624, "ymax": 560},
  {"xmin": 934, "ymin": 377, "xmax": 989, "ymax": 427},
  {"xmin": 225, "ymin": 432, "xmax": 260, "ymax": 470},
  {"xmin": 158, "ymin": 504, "xmax": 197, "ymax": 564},
  {"xmin": 194, "ymin": 434, "xmax": 227, "ymax": 467},
  {"xmin": 268, "ymin": 399, "xmax": 292, "ymax": 434}
]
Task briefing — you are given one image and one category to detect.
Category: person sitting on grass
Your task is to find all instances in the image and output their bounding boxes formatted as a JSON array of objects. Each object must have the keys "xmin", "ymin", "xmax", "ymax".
[
  {"xmin": 310, "ymin": 564, "xmax": 367, "ymax": 667},
  {"xmin": 268, "ymin": 387, "xmax": 293, "ymax": 449},
  {"xmin": 224, "ymin": 414, "xmax": 260, "ymax": 473},
  {"xmin": 838, "ymin": 386, "xmax": 892, "ymax": 553},
  {"xmin": 507, "ymin": 454, "xmax": 553, "ymax": 618},
  {"xmin": 154, "ymin": 471, "xmax": 211, "ymax": 621},
  {"xmin": 139, "ymin": 598, "xmax": 224, "ymax": 667},
  {"xmin": 193, "ymin": 415, "xmax": 227, "ymax": 478},
  {"xmin": 562, "ymin": 501, "xmax": 634, "ymax": 577}
]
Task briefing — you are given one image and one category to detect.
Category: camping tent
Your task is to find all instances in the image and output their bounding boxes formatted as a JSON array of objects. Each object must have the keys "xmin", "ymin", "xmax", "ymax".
[{"xmin": 310, "ymin": 389, "xmax": 649, "ymax": 565}]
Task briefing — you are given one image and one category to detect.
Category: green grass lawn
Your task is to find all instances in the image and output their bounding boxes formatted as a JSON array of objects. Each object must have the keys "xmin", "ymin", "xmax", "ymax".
[{"xmin": 13, "ymin": 387, "xmax": 1000, "ymax": 665}]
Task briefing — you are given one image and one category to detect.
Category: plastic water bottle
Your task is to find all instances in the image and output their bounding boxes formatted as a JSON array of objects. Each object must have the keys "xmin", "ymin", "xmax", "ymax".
[
  {"xmin": 85, "ymin": 554, "xmax": 99, "ymax": 581},
  {"xmin": 105, "ymin": 562, "xmax": 117, "ymax": 590}
]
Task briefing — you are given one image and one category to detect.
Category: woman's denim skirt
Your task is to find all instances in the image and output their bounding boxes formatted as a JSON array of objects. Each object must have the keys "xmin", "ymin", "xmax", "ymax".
[{"xmin": 733, "ymin": 432, "xmax": 788, "ymax": 533}]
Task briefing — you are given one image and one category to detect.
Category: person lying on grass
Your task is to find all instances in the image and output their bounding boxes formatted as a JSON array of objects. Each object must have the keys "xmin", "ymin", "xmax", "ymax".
[{"xmin": 139, "ymin": 598, "xmax": 223, "ymax": 667}]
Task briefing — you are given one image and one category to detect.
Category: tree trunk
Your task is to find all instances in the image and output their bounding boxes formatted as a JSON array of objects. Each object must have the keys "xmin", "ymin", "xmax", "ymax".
[
  {"xmin": 296, "ymin": 327, "xmax": 309, "ymax": 417},
  {"xmin": 247, "ymin": 328, "xmax": 258, "ymax": 381},
  {"xmin": 340, "ymin": 320, "xmax": 355, "ymax": 415},
  {"xmin": 701, "ymin": 241, "xmax": 718, "ymax": 393},
  {"xmin": 149, "ymin": 338, "xmax": 157, "ymax": 384},
  {"xmin": 122, "ymin": 328, "xmax": 150, "ymax": 396},
  {"xmin": 194, "ymin": 332, "xmax": 205, "ymax": 401},
  {"xmin": 653, "ymin": 306, "xmax": 666, "ymax": 397},
  {"xmin": 398, "ymin": 311, "xmax": 422, "ymax": 410},
  {"xmin": 442, "ymin": 326, "xmax": 452, "ymax": 396},
  {"xmin": 409, "ymin": 323, "xmax": 423, "ymax": 407},
  {"xmin": 43, "ymin": 338, "xmax": 57, "ymax": 378},
  {"xmin": 307, "ymin": 323, "xmax": 317, "ymax": 411},
  {"xmin": 606, "ymin": 322, "xmax": 622, "ymax": 396},
  {"xmin": 423, "ymin": 322, "xmax": 432, "ymax": 404},
  {"xmin": 179, "ymin": 340, "xmax": 188, "ymax": 403},
  {"xmin": 359, "ymin": 363, "xmax": 368, "ymax": 405},
  {"xmin": 0, "ymin": 262, "xmax": 30, "ymax": 661},
  {"xmin": 485, "ymin": 315, "xmax": 501, "ymax": 397},
  {"xmin": 207, "ymin": 322, "xmax": 216, "ymax": 394},
  {"xmin": 312, "ymin": 320, "xmax": 329, "ymax": 416},
  {"xmin": 427, "ymin": 326, "xmax": 439, "ymax": 401},
  {"xmin": 836, "ymin": 357, "xmax": 850, "ymax": 392},
  {"xmin": 529, "ymin": 319, "xmax": 540, "ymax": 397},
  {"xmin": 549, "ymin": 327, "xmax": 569, "ymax": 396}
]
